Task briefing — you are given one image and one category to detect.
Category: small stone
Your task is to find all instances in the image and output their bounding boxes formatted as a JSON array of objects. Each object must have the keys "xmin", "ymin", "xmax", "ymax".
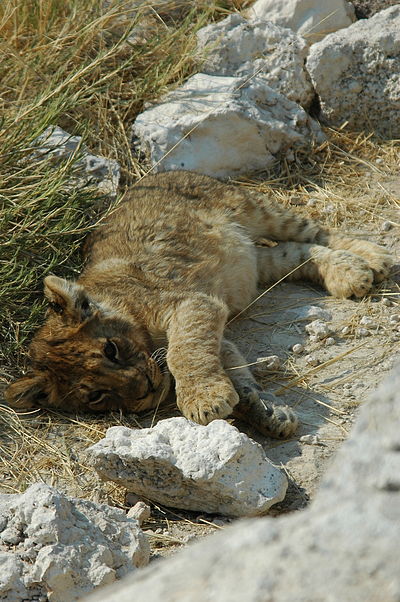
[
  {"xmin": 300, "ymin": 434, "xmax": 321, "ymax": 445},
  {"xmin": 305, "ymin": 355, "xmax": 320, "ymax": 367},
  {"xmin": 127, "ymin": 501, "xmax": 151, "ymax": 526},
  {"xmin": 253, "ymin": 355, "xmax": 281, "ymax": 378},
  {"xmin": 390, "ymin": 314, "xmax": 400, "ymax": 324},
  {"xmin": 212, "ymin": 519, "xmax": 226, "ymax": 527},
  {"xmin": 381, "ymin": 221, "xmax": 393, "ymax": 232},
  {"xmin": 305, "ymin": 320, "xmax": 332, "ymax": 340},
  {"xmin": 375, "ymin": 158, "xmax": 384, "ymax": 165},
  {"xmin": 292, "ymin": 343, "xmax": 305, "ymax": 354},
  {"xmin": 357, "ymin": 328, "xmax": 370, "ymax": 337},
  {"xmin": 325, "ymin": 337, "xmax": 335, "ymax": 346},
  {"xmin": 341, "ymin": 326, "xmax": 351, "ymax": 335},
  {"xmin": 359, "ymin": 316, "xmax": 374, "ymax": 326},
  {"xmin": 32, "ymin": 126, "xmax": 120, "ymax": 198},
  {"xmin": 382, "ymin": 298, "xmax": 392, "ymax": 307}
]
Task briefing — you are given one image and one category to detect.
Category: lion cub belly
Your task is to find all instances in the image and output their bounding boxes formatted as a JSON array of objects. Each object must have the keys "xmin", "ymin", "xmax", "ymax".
[{"xmin": 214, "ymin": 223, "xmax": 258, "ymax": 314}]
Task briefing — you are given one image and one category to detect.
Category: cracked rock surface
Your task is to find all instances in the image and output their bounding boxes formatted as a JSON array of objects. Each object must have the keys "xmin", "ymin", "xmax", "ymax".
[
  {"xmin": 196, "ymin": 14, "xmax": 314, "ymax": 108},
  {"xmin": 86, "ymin": 417, "xmax": 288, "ymax": 517},
  {"xmin": 307, "ymin": 6, "xmax": 400, "ymax": 136},
  {"xmin": 0, "ymin": 483, "xmax": 149, "ymax": 602},
  {"xmin": 132, "ymin": 72, "xmax": 324, "ymax": 178}
]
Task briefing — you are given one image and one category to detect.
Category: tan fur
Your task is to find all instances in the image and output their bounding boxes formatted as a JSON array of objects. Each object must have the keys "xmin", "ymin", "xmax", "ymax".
[{"xmin": 6, "ymin": 172, "xmax": 393, "ymax": 438}]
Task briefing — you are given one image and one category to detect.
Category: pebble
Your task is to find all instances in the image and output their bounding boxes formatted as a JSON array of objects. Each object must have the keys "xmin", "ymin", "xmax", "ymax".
[
  {"xmin": 382, "ymin": 297, "xmax": 392, "ymax": 307},
  {"xmin": 360, "ymin": 316, "xmax": 374, "ymax": 326},
  {"xmin": 390, "ymin": 314, "xmax": 400, "ymax": 324},
  {"xmin": 341, "ymin": 326, "xmax": 350, "ymax": 335},
  {"xmin": 305, "ymin": 320, "xmax": 332, "ymax": 340},
  {"xmin": 357, "ymin": 328, "xmax": 370, "ymax": 337},
  {"xmin": 375, "ymin": 158, "xmax": 384, "ymax": 165},
  {"xmin": 127, "ymin": 501, "xmax": 151, "ymax": 526},
  {"xmin": 300, "ymin": 434, "xmax": 324, "ymax": 446},
  {"xmin": 292, "ymin": 343, "xmax": 305, "ymax": 354},
  {"xmin": 253, "ymin": 355, "xmax": 281, "ymax": 378},
  {"xmin": 255, "ymin": 355, "xmax": 281, "ymax": 370},
  {"xmin": 325, "ymin": 337, "xmax": 335, "ymax": 346},
  {"xmin": 212, "ymin": 518, "xmax": 226, "ymax": 527},
  {"xmin": 305, "ymin": 355, "xmax": 320, "ymax": 367},
  {"xmin": 381, "ymin": 221, "xmax": 393, "ymax": 232}
]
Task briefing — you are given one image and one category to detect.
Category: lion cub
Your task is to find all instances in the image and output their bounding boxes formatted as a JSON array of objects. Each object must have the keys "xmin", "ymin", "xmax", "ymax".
[{"xmin": 6, "ymin": 172, "xmax": 393, "ymax": 438}]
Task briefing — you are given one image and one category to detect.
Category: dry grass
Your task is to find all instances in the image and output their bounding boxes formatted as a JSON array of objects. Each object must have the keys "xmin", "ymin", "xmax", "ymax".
[{"xmin": 0, "ymin": 0, "xmax": 399, "ymax": 548}]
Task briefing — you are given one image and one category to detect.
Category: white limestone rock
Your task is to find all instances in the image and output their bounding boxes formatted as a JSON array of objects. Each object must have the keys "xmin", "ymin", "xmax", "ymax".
[
  {"xmin": 32, "ymin": 126, "xmax": 120, "ymax": 198},
  {"xmin": 196, "ymin": 14, "xmax": 314, "ymax": 108},
  {"xmin": 86, "ymin": 418, "xmax": 288, "ymax": 517},
  {"xmin": 132, "ymin": 73, "xmax": 324, "ymax": 178},
  {"xmin": 305, "ymin": 319, "xmax": 332, "ymax": 340},
  {"xmin": 245, "ymin": 0, "xmax": 355, "ymax": 44},
  {"xmin": 306, "ymin": 6, "xmax": 400, "ymax": 137},
  {"xmin": 0, "ymin": 483, "xmax": 149, "ymax": 602},
  {"xmin": 83, "ymin": 366, "xmax": 400, "ymax": 602}
]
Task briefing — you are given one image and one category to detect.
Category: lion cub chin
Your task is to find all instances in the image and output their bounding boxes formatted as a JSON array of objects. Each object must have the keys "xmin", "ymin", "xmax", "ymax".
[{"xmin": 6, "ymin": 171, "xmax": 393, "ymax": 439}]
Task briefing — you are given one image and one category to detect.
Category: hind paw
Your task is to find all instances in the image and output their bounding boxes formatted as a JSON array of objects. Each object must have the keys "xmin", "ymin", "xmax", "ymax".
[
  {"xmin": 322, "ymin": 250, "xmax": 374, "ymax": 298},
  {"xmin": 331, "ymin": 238, "xmax": 393, "ymax": 284}
]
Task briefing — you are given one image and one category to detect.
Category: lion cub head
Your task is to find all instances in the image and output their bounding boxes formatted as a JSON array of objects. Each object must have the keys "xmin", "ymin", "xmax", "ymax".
[{"xmin": 5, "ymin": 276, "xmax": 171, "ymax": 414}]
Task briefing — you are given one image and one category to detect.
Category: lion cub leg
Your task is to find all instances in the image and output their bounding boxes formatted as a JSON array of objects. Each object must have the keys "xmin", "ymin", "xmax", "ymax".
[
  {"xmin": 238, "ymin": 194, "xmax": 392, "ymax": 285},
  {"xmin": 257, "ymin": 242, "xmax": 375, "ymax": 298},
  {"xmin": 166, "ymin": 295, "xmax": 239, "ymax": 425},
  {"xmin": 221, "ymin": 339, "xmax": 298, "ymax": 439}
]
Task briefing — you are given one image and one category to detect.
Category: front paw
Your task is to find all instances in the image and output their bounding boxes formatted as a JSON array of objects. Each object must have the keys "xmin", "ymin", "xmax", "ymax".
[
  {"xmin": 176, "ymin": 379, "xmax": 239, "ymax": 425},
  {"xmin": 259, "ymin": 395, "xmax": 299, "ymax": 439}
]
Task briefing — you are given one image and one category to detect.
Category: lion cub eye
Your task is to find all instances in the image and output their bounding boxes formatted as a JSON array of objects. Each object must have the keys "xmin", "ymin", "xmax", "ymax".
[
  {"xmin": 88, "ymin": 390, "xmax": 105, "ymax": 403},
  {"xmin": 103, "ymin": 339, "xmax": 119, "ymax": 363}
]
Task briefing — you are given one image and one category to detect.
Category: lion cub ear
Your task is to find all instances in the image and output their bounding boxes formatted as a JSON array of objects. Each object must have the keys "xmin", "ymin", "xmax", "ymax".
[
  {"xmin": 44, "ymin": 275, "xmax": 93, "ymax": 322},
  {"xmin": 5, "ymin": 373, "xmax": 48, "ymax": 410}
]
